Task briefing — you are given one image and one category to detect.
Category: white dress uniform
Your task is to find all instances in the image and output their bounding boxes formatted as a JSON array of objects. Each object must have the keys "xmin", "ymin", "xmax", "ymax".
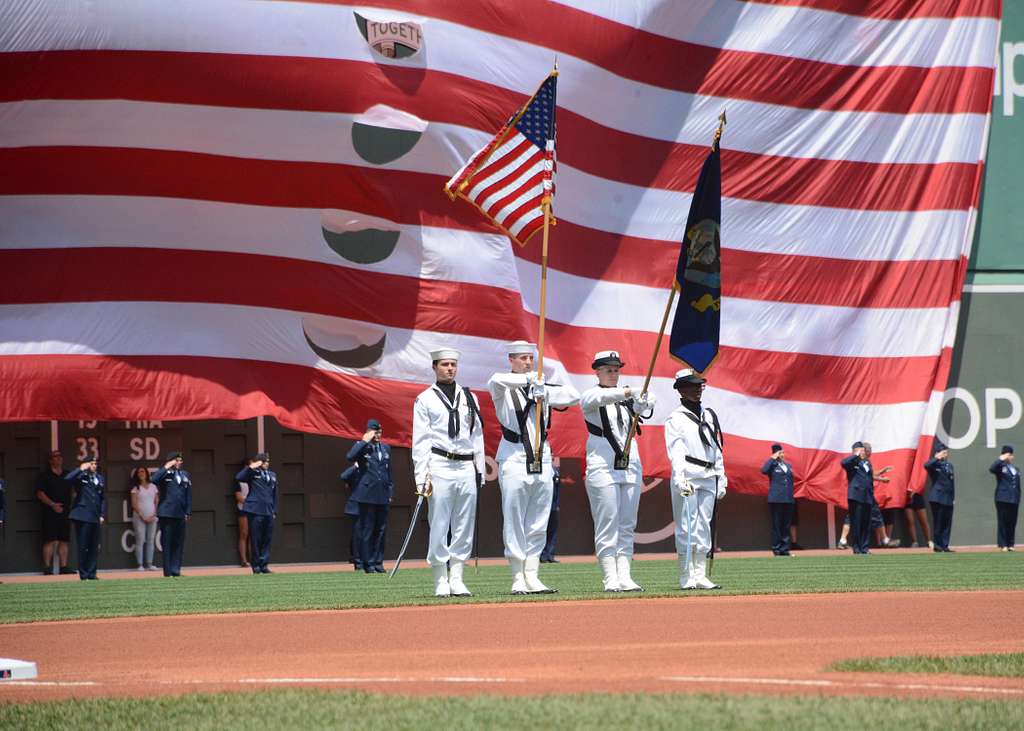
[
  {"xmin": 664, "ymin": 369, "xmax": 727, "ymax": 590},
  {"xmin": 488, "ymin": 341, "xmax": 580, "ymax": 594},
  {"xmin": 580, "ymin": 350, "xmax": 653, "ymax": 592},
  {"xmin": 411, "ymin": 350, "xmax": 485, "ymax": 597}
]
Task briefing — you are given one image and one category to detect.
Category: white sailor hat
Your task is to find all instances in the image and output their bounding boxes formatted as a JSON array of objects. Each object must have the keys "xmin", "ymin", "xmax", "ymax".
[
  {"xmin": 591, "ymin": 350, "xmax": 625, "ymax": 369},
  {"xmin": 673, "ymin": 368, "xmax": 706, "ymax": 388},
  {"xmin": 429, "ymin": 347, "xmax": 460, "ymax": 361},
  {"xmin": 506, "ymin": 340, "xmax": 536, "ymax": 355}
]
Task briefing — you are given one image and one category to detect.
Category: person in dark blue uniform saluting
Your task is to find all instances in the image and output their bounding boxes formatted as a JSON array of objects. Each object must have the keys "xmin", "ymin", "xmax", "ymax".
[
  {"xmin": 237, "ymin": 453, "xmax": 278, "ymax": 573},
  {"xmin": 841, "ymin": 441, "xmax": 874, "ymax": 554},
  {"xmin": 152, "ymin": 451, "xmax": 192, "ymax": 577},
  {"xmin": 923, "ymin": 441, "xmax": 955, "ymax": 552},
  {"xmin": 66, "ymin": 457, "xmax": 106, "ymax": 580},
  {"xmin": 990, "ymin": 445, "xmax": 1020, "ymax": 552},
  {"xmin": 346, "ymin": 419, "xmax": 393, "ymax": 574},
  {"xmin": 762, "ymin": 443, "xmax": 795, "ymax": 556}
]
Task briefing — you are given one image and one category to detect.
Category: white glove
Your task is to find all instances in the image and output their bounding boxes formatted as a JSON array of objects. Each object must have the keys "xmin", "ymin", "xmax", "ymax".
[
  {"xmin": 674, "ymin": 474, "xmax": 694, "ymax": 496},
  {"xmin": 529, "ymin": 382, "xmax": 547, "ymax": 400},
  {"xmin": 635, "ymin": 392, "xmax": 656, "ymax": 413},
  {"xmin": 716, "ymin": 482, "xmax": 727, "ymax": 500},
  {"xmin": 525, "ymin": 371, "xmax": 538, "ymax": 385}
]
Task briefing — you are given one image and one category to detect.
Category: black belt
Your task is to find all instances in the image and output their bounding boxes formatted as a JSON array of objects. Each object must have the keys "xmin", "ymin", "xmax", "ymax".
[
  {"xmin": 431, "ymin": 447, "xmax": 474, "ymax": 461},
  {"xmin": 685, "ymin": 455, "xmax": 713, "ymax": 469},
  {"xmin": 501, "ymin": 426, "xmax": 522, "ymax": 444}
]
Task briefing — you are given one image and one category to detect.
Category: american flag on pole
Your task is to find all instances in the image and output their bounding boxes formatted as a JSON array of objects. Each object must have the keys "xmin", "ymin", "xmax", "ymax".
[
  {"xmin": 0, "ymin": 1, "xmax": 1000, "ymax": 510},
  {"xmin": 444, "ymin": 72, "xmax": 557, "ymax": 247}
]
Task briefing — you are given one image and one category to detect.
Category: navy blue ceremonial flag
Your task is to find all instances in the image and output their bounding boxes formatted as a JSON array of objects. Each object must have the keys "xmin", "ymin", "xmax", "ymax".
[{"xmin": 669, "ymin": 145, "xmax": 721, "ymax": 373}]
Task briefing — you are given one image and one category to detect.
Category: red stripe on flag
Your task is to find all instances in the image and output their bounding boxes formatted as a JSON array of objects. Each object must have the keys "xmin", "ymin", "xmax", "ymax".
[
  {"xmin": 0, "ymin": 248, "xmax": 949, "ymax": 406},
  {"xmin": 0, "ymin": 55, "xmax": 985, "ymax": 213},
  {"xmin": 745, "ymin": 0, "xmax": 1000, "ymax": 20}
]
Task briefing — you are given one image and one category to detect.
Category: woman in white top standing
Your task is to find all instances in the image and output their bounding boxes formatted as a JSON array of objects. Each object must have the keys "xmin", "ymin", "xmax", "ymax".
[{"xmin": 130, "ymin": 467, "xmax": 160, "ymax": 570}]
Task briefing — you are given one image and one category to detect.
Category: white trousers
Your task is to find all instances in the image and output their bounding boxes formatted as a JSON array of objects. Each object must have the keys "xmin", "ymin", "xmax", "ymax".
[
  {"xmin": 426, "ymin": 462, "xmax": 477, "ymax": 566},
  {"xmin": 498, "ymin": 458, "xmax": 553, "ymax": 562},
  {"xmin": 132, "ymin": 515, "xmax": 157, "ymax": 566},
  {"xmin": 585, "ymin": 475, "xmax": 641, "ymax": 559},
  {"xmin": 671, "ymin": 480, "xmax": 717, "ymax": 558}
]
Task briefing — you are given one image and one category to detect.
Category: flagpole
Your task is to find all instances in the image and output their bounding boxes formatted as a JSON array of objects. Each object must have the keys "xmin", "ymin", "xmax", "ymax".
[
  {"xmin": 531, "ymin": 200, "xmax": 552, "ymax": 473},
  {"xmin": 620, "ymin": 112, "xmax": 726, "ymax": 464}
]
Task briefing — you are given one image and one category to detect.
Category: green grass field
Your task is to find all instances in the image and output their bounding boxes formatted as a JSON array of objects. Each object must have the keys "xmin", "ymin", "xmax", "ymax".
[
  {"xmin": 1, "ymin": 690, "xmax": 1021, "ymax": 730},
  {"xmin": 829, "ymin": 652, "xmax": 1024, "ymax": 678},
  {"xmin": 1, "ymin": 551, "xmax": 1020, "ymax": 624}
]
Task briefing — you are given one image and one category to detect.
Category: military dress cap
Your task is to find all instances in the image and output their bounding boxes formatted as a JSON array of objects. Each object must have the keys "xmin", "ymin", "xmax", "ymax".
[
  {"xmin": 933, "ymin": 440, "xmax": 948, "ymax": 454},
  {"xmin": 506, "ymin": 340, "xmax": 536, "ymax": 355},
  {"xmin": 851, "ymin": 441, "xmax": 864, "ymax": 450},
  {"xmin": 771, "ymin": 443, "xmax": 783, "ymax": 453},
  {"xmin": 165, "ymin": 451, "xmax": 183, "ymax": 462},
  {"xmin": 591, "ymin": 350, "xmax": 625, "ymax": 369},
  {"xmin": 430, "ymin": 347, "xmax": 460, "ymax": 361},
  {"xmin": 1001, "ymin": 445, "xmax": 1014, "ymax": 455},
  {"xmin": 366, "ymin": 418, "xmax": 382, "ymax": 430},
  {"xmin": 672, "ymin": 368, "xmax": 706, "ymax": 388},
  {"xmin": 254, "ymin": 452, "xmax": 270, "ymax": 462}
]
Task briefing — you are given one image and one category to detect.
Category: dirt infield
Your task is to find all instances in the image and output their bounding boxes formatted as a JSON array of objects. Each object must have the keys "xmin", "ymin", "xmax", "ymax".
[{"xmin": 2, "ymin": 590, "xmax": 1022, "ymax": 703}]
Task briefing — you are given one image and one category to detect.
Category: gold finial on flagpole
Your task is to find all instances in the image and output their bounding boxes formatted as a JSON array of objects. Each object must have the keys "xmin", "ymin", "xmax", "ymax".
[{"xmin": 712, "ymin": 110, "xmax": 727, "ymax": 150}]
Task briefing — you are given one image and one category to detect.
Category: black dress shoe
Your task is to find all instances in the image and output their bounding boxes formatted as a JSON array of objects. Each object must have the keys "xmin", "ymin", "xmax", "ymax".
[
  {"xmin": 539, "ymin": 558, "xmax": 552, "ymax": 563},
  {"xmin": 60, "ymin": 567, "xmax": 76, "ymax": 575},
  {"xmin": 789, "ymin": 542, "xmax": 804, "ymax": 551},
  {"xmin": 933, "ymin": 547, "xmax": 944, "ymax": 552},
  {"xmin": 372, "ymin": 566, "xmax": 386, "ymax": 573},
  {"xmin": 262, "ymin": 568, "xmax": 273, "ymax": 574},
  {"xmin": 943, "ymin": 548, "xmax": 955, "ymax": 552}
]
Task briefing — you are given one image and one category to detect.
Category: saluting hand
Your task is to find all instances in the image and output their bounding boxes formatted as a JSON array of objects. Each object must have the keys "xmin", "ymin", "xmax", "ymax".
[
  {"xmin": 248, "ymin": 459, "xmax": 263, "ymax": 469},
  {"xmin": 164, "ymin": 459, "xmax": 178, "ymax": 470},
  {"xmin": 51, "ymin": 502, "xmax": 64, "ymax": 514},
  {"xmin": 361, "ymin": 430, "xmax": 376, "ymax": 443}
]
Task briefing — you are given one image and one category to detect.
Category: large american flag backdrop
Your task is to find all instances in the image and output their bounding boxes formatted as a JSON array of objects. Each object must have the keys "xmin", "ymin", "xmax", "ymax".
[{"xmin": 0, "ymin": 1, "xmax": 1000, "ymax": 507}]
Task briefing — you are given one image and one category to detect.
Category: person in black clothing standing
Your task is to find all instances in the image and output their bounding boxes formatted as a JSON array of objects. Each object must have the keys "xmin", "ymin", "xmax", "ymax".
[
  {"xmin": 762, "ymin": 443, "xmax": 795, "ymax": 556},
  {"xmin": 990, "ymin": 445, "xmax": 1020, "ymax": 551},
  {"xmin": 841, "ymin": 442, "xmax": 874, "ymax": 554},
  {"xmin": 66, "ymin": 457, "xmax": 106, "ymax": 580},
  {"xmin": 152, "ymin": 451, "xmax": 192, "ymax": 577},
  {"xmin": 540, "ymin": 461, "xmax": 562, "ymax": 563},
  {"xmin": 36, "ymin": 450, "xmax": 73, "ymax": 575},
  {"xmin": 923, "ymin": 441, "xmax": 955, "ymax": 552},
  {"xmin": 237, "ymin": 453, "xmax": 278, "ymax": 573}
]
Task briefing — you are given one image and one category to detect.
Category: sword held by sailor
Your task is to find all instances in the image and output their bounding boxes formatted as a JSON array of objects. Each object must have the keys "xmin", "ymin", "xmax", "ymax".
[{"xmin": 389, "ymin": 471, "xmax": 432, "ymax": 578}]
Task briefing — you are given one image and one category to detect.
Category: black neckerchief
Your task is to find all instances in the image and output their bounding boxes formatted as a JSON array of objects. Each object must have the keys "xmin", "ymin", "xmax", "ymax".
[
  {"xmin": 680, "ymin": 398, "xmax": 701, "ymax": 416},
  {"xmin": 436, "ymin": 381, "xmax": 457, "ymax": 402},
  {"xmin": 434, "ymin": 381, "xmax": 460, "ymax": 438}
]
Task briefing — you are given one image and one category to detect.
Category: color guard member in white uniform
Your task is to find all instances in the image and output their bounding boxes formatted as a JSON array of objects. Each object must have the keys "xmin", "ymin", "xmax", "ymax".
[
  {"xmin": 580, "ymin": 350, "xmax": 654, "ymax": 592},
  {"xmin": 488, "ymin": 340, "xmax": 579, "ymax": 594},
  {"xmin": 411, "ymin": 348, "xmax": 486, "ymax": 597},
  {"xmin": 664, "ymin": 368, "xmax": 726, "ymax": 590}
]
